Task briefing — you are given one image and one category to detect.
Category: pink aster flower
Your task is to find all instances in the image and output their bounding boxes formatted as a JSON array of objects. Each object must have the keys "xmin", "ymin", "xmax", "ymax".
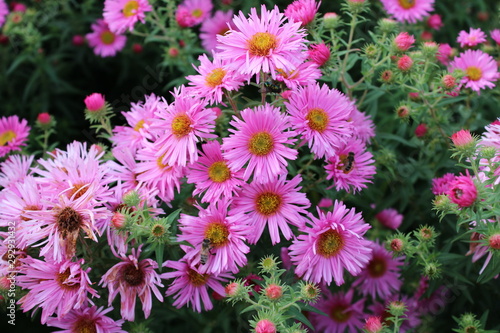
[
  {"xmin": 350, "ymin": 108, "xmax": 376, "ymax": 145},
  {"xmin": 431, "ymin": 173, "xmax": 456, "ymax": 195},
  {"xmin": 186, "ymin": 53, "xmax": 246, "ymax": 104},
  {"xmin": 308, "ymin": 43, "xmax": 331, "ymax": 66},
  {"xmin": 176, "ymin": 0, "xmax": 213, "ymax": 28},
  {"xmin": 222, "ymin": 104, "xmax": 297, "ymax": 184},
  {"xmin": 481, "ymin": 119, "xmax": 500, "ymax": 149},
  {"xmin": 161, "ymin": 258, "xmax": 232, "ymax": 312},
  {"xmin": 86, "ymin": 19, "xmax": 127, "ymax": 57},
  {"xmin": 310, "ymin": 289, "xmax": 365, "ymax": 333},
  {"xmin": 200, "ymin": 10, "xmax": 233, "ymax": 52},
  {"xmin": 0, "ymin": 154, "xmax": 33, "ymax": 189},
  {"xmin": 289, "ymin": 202, "xmax": 372, "ymax": 286},
  {"xmin": 232, "ymin": 175, "xmax": 310, "ymax": 245},
  {"xmin": 375, "ymin": 208, "xmax": 403, "ymax": 229},
  {"xmin": 380, "ymin": 0, "xmax": 434, "ymax": 24},
  {"xmin": 178, "ymin": 199, "xmax": 250, "ymax": 275},
  {"xmin": 151, "ymin": 85, "xmax": 216, "ymax": 167},
  {"xmin": 491, "ymin": 29, "xmax": 500, "ymax": 46},
  {"xmin": 17, "ymin": 257, "xmax": 98, "ymax": 324},
  {"xmin": 457, "ymin": 28, "xmax": 487, "ymax": 48},
  {"xmin": 449, "ymin": 49, "xmax": 499, "ymax": 93},
  {"xmin": 100, "ymin": 246, "xmax": 164, "ymax": 321},
  {"xmin": 325, "ymin": 138, "xmax": 376, "ymax": 193},
  {"xmin": 186, "ymin": 140, "xmax": 245, "ymax": 203},
  {"xmin": 353, "ymin": 242, "xmax": 404, "ymax": 299},
  {"xmin": 275, "ymin": 61, "xmax": 322, "ymax": 90},
  {"xmin": 0, "ymin": 0, "xmax": 8, "ymax": 28},
  {"xmin": 103, "ymin": 0, "xmax": 152, "ymax": 34},
  {"xmin": 447, "ymin": 174, "xmax": 477, "ymax": 207},
  {"xmin": 0, "ymin": 115, "xmax": 30, "ymax": 158},
  {"xmin": 46, "ymin": 305, "xmax": 126, "ymax": 333},
  {"xmin": 436, "ymin": 43, "xmax": 453, "ymax": 66},
  {"xmin": 285, "ymin": 83, "xmax": 353, "ymax": 159},
  {"xmin": 284, "ymin": 0, "xmax": 320, "ymax": 27},
  {"xmin": 217, "ymin": 5, "xmax": 308, "ymax": 80},
  {"xmin": 426, "ymin": 14, "xmax": 443, "ymax": 30}
]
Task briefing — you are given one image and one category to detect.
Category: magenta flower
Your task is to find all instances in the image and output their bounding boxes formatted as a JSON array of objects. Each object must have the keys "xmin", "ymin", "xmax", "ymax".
[
  {"xmin": 431, "ymin": 173, "xmax": 456, "ymax": 195},
  {"xmin": 186, "ymin": 53, "xmax": 246, "ymax": 104},
  {"xmin": 0, "ymin": 115, "xmax": 30, "ymax": 158},
  {"xmin": 200, "ymin": 10, "xmax": 233, "ymax": 52},
  {"xmin": 232, "ymin": 175, "xmax": 310, "ymax": 245},
  {"xmin": 436, "ymin": 43, "xmax": 453, "ymax": 66},
  {"xmin": 289, "ymin": 202, "xmax": 372, "ymax": 286},
  {"xmin": 375, "ymin": 208, "xmax": 403, "ymax": 230},
  {"xmin": 222, "ymin": 104, "xmax": 297, "ymax": 184},
  {"xmin": 176, "ymin": 0, "xmax": 213, "ymax": 28},
  {"xmin": 100, "ymin": 247, "xmax": 164, "ymax": 321},
  {"xmin": 450, "ymin": 49, "xmax": 499, "ymax": 93},
  {"xmin": 17, "ymin": 257, "xmax": 98, "ymax": 324},
  {"xmin": 491, "ymin": 29, "xmax": 500, "ymax": 46},
  {"xmin": 86, "ymin": 19, "xmax": 126, "ymax": 57},
  {"xmin": 217, "ymin": 5, "xmax": 308, "ymax": 80},
  {"xmin": 380, "ymin": 0, "xmax": 434, "ymax": 24},
  {"xmin": 352, "ymin": 242, "xmax": 404, "ymax": 299},
  {"xmin": 284, "ymin": 0, "xmax": 320, "ymax": 27},
  {"xmin": 310, "ymin": 289, "xmax": 365, "ymax": 333},
  {"xmin": 447, "ymin": 175, "xmax": 477, "ymax": 207},
  {"xmin": 426, "ymin": 14, "xmax": 443, "ymax": 30},
  {"xmin": 457, "ymin": 28, "xmax": 487, "ymax": 48},
  {"xmin": 0, "ymin": 0, "xmax": 8, "ymax": 28},
  {"xmin": 151, "ymin": 85, "xmax": 216, "ymax": 167},
  {"xmin": 324, "ymin": 138, "xmax": 376, "ymax": 193},
  {"xmin": 161, "ymin": 258, "xmax": 232, "ymax": 312},
  {"xmin": 187, "ymin": 140, "xmax": 245, "ymax": 203},
  {"xmin": 46, "ymin": 306, "xmax": 126, "ymax": 333},
  {"xmin": 178, "ymin": 199, "xmax": 250, "ymax": 274},
  {"xmin": 103, "ymin": 0, "xmax": 152, "ymax": 34},
  {"xmin": 308, "ymin": 43, "xmax": 331, "ymax": 66},
  {"xmin": 285, "ymin": 83, "xmax": 353, "ymax": 159}
]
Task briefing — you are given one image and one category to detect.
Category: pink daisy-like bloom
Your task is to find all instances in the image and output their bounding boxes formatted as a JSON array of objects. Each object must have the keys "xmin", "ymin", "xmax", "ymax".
[
  {"xmin": 289, "ymin": 202, "xmax": 372, "ymax": 286},
  {"xmin": 151, "ymin": 85, "xmax": 217, "ymax": 167},
  {"xmin": 324, "ymin": 138, "xmax": 376, "ymax": 193},
  {"xmin": 161, "ymin": 258, "xmax": 232, "ymax": 312},
  {"xmin": 380, "ymin": 0, "xmax": 434, "ymax": 24},
  {"xmin": 186, "ymin": 140, "xmax": 245, "ymax": 203},
  {"xmin": 0, "ymin": 115, "xmax": 30, "ymax": 158},
  {"xmin": 200, "ymin": 10, "xmax": 233, "ymax": 52},
  {"xmin": 232, "ymin": 174, "xmax": 310, "ymax": 245},
  {"xmin": 350, "ymin": 108, "xmax": 376, "ymax": 145},
  {"xmin": 178, "ymin": 199, "xmax": 250, "ymax": 275},
  {"xmin": 284, "ymin": 0, "xmax": 320, "ymax": 27},
  {"xmin": 105, "ymin": 147, "xmax": 142, "ymax": 193},
  {"xmin": 0, "ymin": 0, "xmax": 8, "ymax": 27},
  {"xmin": 0, "ymin": 154, "xmax": 33, "ymax": 189},
  {"xmin": 450, "ymin": 49, "xmax": 499, "ymax": 93},
  {"xmin": 186, "ymin": 53, "xmax": 246, "ymax": 104},
  {"xmin": 222, "ymin": 104, "xmax": 297, "ymax": 184},
  {"xmin": 375, "ymin": 208, "xmax": 403, "ymax": 229},
  {"xmin": 86, "ymin": 19, "xmax": 127, "ymax": 57},
  {"xmin": 176, "ymin": 0, "xmax": 213, "ymax": 28},
  {"xmin": 100, "ymin": 246, "xmax": 164, "ymax": 321},
  {"xmin": 491, "ymin": 29, "xmax": 500, "ymax": 46},
  {"xmin": 275, "ymin": 61, "xmax": 322, "ymax": 90},
  {"xmin": 103, "ymin": 0, "xmax": 152, "ymax": 34},
  {"xmin": 46, "ymin": 305, "xmax": 126, "ymax": 333},
  {"xmin": 481, "ymin": 119, "xmax": 500, "ymax": 150},
  {"xmin": 352, "ymin": 242, "xmax": 404, "ymax": 299},
  {"xmin": 217, "ymin": 5, "xmax": 308, "ymax": 80},
  {"xmin": 310, "ymin": 289, "xmax": 365, "ymax": 333},
  {"xmin": 431, "ymin": 173, "xmax": 456, "ymax": 195},
  {"xmin": 17, "ymin": 257, "xmax": 98, "ymax": 324},
  {"xmin": 446, "ymin": 174, "xmax": 477, "ymax": 207},
  {"xmin": 112, "ymin": 93, "xmax": 165, "ymax": 155},
  {"xmin": 457, "ymin": 28, "xmax": 487, "ymax": 48},
  {"xmin": 284, "ymin": 83, "xmax": 354, "ymax": 159}
]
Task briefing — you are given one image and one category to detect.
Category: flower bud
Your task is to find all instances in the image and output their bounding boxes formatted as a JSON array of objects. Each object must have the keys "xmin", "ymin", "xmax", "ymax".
[
  {"xmin": 255, "ymin": 319, "xmax": 277, "ymax": 333},
  {"xmin": 447, "ymin": 175, "xmax": 477, "ymax": 208},
  {"xmin": 111, "ymin": 212, "xmax": 126, "ymax": 229},
  {"xmin": 300, "ymin": 282, "xmax": 320, "ymax": 302},
  {"xmin": 264, "ymin": 284, "xmax": 283, "ymax": 300},
  {"xmin": 388, "ymin": 300, "xmax": 406, "ymax": 317},
  {"xmin": 488, "ymin": 234, "xmax": 500, "ymax": 250},
  {"xmin": 323, "ymin": 12, "xmax": 341, "ymax": 29},
  {"xmin": 415, "ymin": 123, "xmax": 427, "ymax": 138},
  {"xmin": 397, "ymin": 55, "xmax": 413, "ymax": 72},
  {"xmin": 378, "ymin": 18, "xmax": 398, "ymax": 34},
  {"xmin": 393, "ymin": 32, "xmax": 415, "ymax": 52},
  {"xmin": 364, "ymin": 316, "xmax": 383, "ymax": 333},
  {"xmin": 426, "ymin": 14, "xmax": 443, "ymax": 30},
  {"xmin": 380, "ymin": 70, "xmax": 394, "ymax": 83},
  {"xmin": 84, "ymin": 93, "xmax": 106, "ymax": 112},
  {"xmin": 308, "ymin": 43, "xmax": 330, "ymax": 66}
]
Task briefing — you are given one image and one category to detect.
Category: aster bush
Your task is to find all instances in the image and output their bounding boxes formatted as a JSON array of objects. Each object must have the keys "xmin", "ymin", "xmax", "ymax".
[{"xmin": 1, "ymin": 0, "xmax": 500, "ymax": 332}]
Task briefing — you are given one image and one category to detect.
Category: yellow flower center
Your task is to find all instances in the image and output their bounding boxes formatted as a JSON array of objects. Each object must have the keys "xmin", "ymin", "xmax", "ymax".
[
  {"xmin": 204, "ymin": 222, "xmax": 229, "ymax": 247},
  {"xmin": 367, "ymin": 256, "xmax": 387, "ymax": 278},
  {"xmin": 156, "ymin": 154, "xmax": 172, "ymax": 170},
  {"xmin": 316, "ymin": 229, "xmax": 344, "ymax": 258},
  {"xmin": 208, "ymin": 161, "xmax": 231, "ymax": 183},
  {"xmin": 330, "ymin": 304, "xmax": 352, "ymax": 323},
  {"xmin": 248, "ymin": 132, "xmax": 274, "ymax": 156},
  {"xmin": 248, "ymin": 32, "xmax": 278, "ymax": 57},
  {"xmin": 306, "ymin": 108, "xmax": 329, "ymax": 133},
  {"xmin": 57, "ymin": 267, "xmax": 80, "ymax": 291},
  {"xmin": 192, "ymin": 8, "xmax": 203, "ymax": 18},
  {"xmin": 187, "ymin": 268, "xmax": 210, "ymax": 286},
  {"xmin": 171, "ymin": 114, "xmax": 192, "ymax": 137},
  {"xmin": 122, "ymin": 1, "xmax": 139, "ymax": 17},
  {"xmin": 205, "ymin": 68, "xmax": 226, "ymax": 88},
  {"xmin": 398, "ymin": 0, "xmax": 416, "ymax": 9},
  {"xmin": 134, "ymin": 119, "xmax": 145, "ymax": 131},
  {"xmin": 73, "ymin": 318, "xmax": 97, "ymax": 333},
  {"xmin": 0, "ymin": 130, "xmax": 16, "ymax": 146},
  {"xmin": 466, "ymin": 66, "xmax": 482, "ymax": 81},
  {"xmin": 69, "ymin": 183, "xmax": 89, "ymax": 200},
  {"xmin": 100, "ymin": 31, "xmax": 116, "ymax": 45},
  {"xmin": 256, "ymin": 192, "xmax": 282, "ymax": 216}
]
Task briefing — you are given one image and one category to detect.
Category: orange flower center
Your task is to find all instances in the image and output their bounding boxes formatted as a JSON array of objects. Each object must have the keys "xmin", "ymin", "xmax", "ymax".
[
  {"xmin": 157, "ymin": 155, "xmax": 172, "ymax": 170},
  {"xmin": 367, "ymin": 256, "xmax": 387, "ymax": 278},
  {"xmin": 122, "ymin": 1, "xmax": 139, "ymax": 17},
  {"xmin": 187, "ymin": 268, "xmax": 209, "ymax": 286},
  {"xmin": 69, "ymin": 183, "xmax": 89, "ymax": 200},
  {"xmin": 248, "ymin": 32, "xmax": 278, "ymax": 57},
  {"xmin": 248, "ymin": 132, "xmax": 274, "ymax": 156},
  {"xmin": 256, "ymin": 192, "xmax": 282, "ymax": 216},
  {"xmin": 0, "ymin": 130, "xmax": 16, "ymax": 146},
  {"xmin": 192, "ymin": 8, "xmax": 203, "ymax": 18},
  {"xmin": 57, "ymin": 267, "xmax": 80, "ymax": 291},
  {"xmin": 208, "ymin": 161, "xmax": 231, "ymax": 183},
  {"xmin": 134, "ymin": 119, "xmax": 145, "ymax": 131},
  {"xmin": 100, "ymin": 31, "xmax": 116, "ymax": 45},
  {"xmin": 466, "ymin": 66, "xmax": 482, "ymax": 81},
  {"xmin": 306, "ymin": 108, "xmax": 328, "ymax": 133},
  {"xmin": 330, "ymin": 304, "xmax": 352, "ymax": 323},
  {"xmin": 316, "ymin": 229, "xmax": 344, "ymax": 258},
  {"xmin": 171, "ymin": 114, "xmax": 192, "ymax": 137},
  {"xmin": 73, "ymin": 317, "xmax": 97, "ymax": 333},
  {"xmin": 205, "ymin": 68, "xmax": 226, "ymax": 88},
  {"xmin": 398, "ymin": 0, "xmax": 416, "ymax": 9},
  {"xmin": 204, "ymin": 222, "xmax": 229, "ymax": 247}
]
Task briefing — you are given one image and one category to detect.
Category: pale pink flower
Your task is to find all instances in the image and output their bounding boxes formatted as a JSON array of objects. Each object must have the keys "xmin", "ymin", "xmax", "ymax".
[
  {"xmin": 103, "ymin": 0, "xmax": 152, "ymax": 33},
  {"xmin": 481, "ymin": 119, "xmax": 500, "ymax": 150},
  {"xmin": 176, "ymin": 0, "xmax": 213, "ymax": 28},
  {"xmin": 449, "ymin": 49, "xmax": 499, "ymax": 93},
  {"xmin": 0, "ymin": 115, "xmax": 30, "ymax": 157},
  {"xmin": 275, "ymin": 61, "xmax": 322, "ymax": 90},
  {"xmin": 86, "ymin": 19, "xmax": 127, "ymax": 57},
  {"xmin": 457, "ymin": 28, "xmax": 487, "ymax": 48},
  {"xmin": 0, "ymin": 154, "xmax": 33, "ymax": 189},
  {"xmin": 200, "ymin": 10, "xmax": 233, "ymax": 52},
  {"xmin": 380, "ymin": 0, "xmax": 435, "ymax": 24}
]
